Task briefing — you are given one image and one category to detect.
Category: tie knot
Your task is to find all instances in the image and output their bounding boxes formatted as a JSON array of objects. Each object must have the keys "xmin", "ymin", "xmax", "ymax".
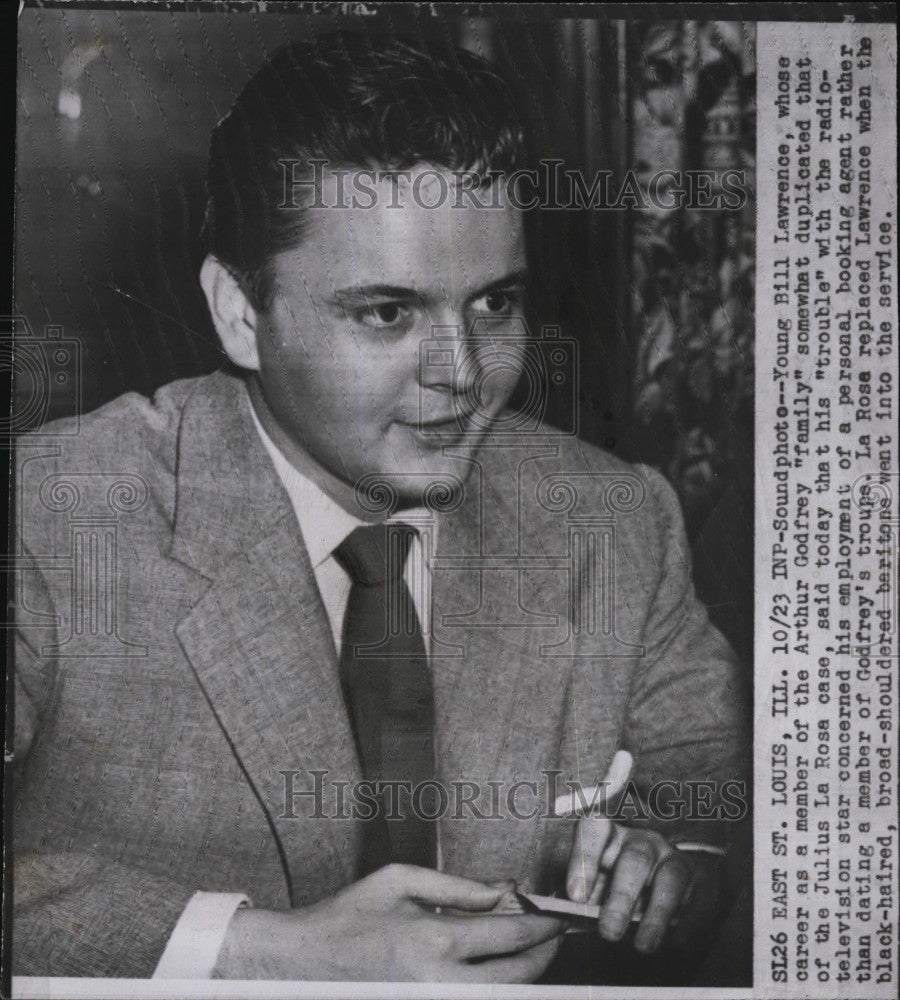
[{"xmin": 334, "ymin": 523, "xmax": 416, "ymax": 586}]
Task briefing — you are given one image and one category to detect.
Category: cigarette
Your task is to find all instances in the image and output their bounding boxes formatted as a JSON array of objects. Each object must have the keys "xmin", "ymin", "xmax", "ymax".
[{"xmin": 551, "ymin": 749, "xmax": 634, "ymax": 818}]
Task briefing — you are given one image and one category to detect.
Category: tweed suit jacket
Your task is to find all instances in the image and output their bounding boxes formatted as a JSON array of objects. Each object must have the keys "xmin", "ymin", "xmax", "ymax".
[{"xmin": 13, "ymin": 370, "xmax": 747, "ymax": 977}]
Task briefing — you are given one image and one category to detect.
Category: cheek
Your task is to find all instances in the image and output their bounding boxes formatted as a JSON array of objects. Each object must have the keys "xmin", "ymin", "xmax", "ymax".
[
  {"xmin": 475, "ymin": 345, "xmax": 525, "ymax": 402},
  {"xmin": 345, "ymin": 341, "xmax": 412, "ymax": 394},
  {"xmin": 261, "ymin": 319, "xmax": 335, "ymax": 393},
  {"xmin": 261, "ymin": 344, "xmax": 314, "ymax": 400}
]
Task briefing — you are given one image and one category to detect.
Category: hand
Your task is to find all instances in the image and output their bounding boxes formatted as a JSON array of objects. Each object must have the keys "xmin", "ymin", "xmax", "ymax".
[
  {"xmin": 214, "ymin": 863, "xmax": 565, "ymax": 981},
  {"xmin": 566, "ymin": 820, "xmax": 723, "ymax": 954}
]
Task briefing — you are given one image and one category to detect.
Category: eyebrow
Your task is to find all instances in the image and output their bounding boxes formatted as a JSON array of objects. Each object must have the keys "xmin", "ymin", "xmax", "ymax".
[
  {"xmin": 332, "ymin": 284, "xmax": 420, "ymax": 303},
  {"xmin": 469, "ymin": 269, "xmax": 529, "ymax": 299},
  {"xmin": 331, "ymin": 270, "xmax": 529, "ymax": 305}
]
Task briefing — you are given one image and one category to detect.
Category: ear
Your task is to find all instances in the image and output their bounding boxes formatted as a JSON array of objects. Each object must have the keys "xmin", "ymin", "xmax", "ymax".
[{"xmin": 200, "ymin": 255, "xmax": 261, "ymax": 371}]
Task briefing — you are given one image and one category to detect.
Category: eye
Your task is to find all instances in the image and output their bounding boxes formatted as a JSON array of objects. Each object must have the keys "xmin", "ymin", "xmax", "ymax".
[
  {"xmin": 472, "ymin": 289, "xmax": 520, "ymax": 316},
  {"xmin": 354, "ymin": 301, "xmax": 411, "ymax": 329},
  {"xmin": 372, "ymin": 303, "xmax": 401, "ymax": 325}
]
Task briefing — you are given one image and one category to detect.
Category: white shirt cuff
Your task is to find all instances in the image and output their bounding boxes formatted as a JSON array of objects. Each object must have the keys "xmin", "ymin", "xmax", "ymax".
[{"xmin": 153, "ymin": 891, "xmax": 250, "ymax": 979}]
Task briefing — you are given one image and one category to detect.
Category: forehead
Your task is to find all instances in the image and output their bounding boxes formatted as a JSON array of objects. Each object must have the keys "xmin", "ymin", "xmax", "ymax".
[{"xmin": 275, "ymin": 164, "xmax": 525, "ymax": 293}]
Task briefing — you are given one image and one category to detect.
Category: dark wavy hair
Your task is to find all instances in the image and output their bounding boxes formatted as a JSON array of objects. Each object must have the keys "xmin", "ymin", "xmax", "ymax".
[{"xmin": 203, "ymin": 28, "xmax": 526, "ymax": 310}]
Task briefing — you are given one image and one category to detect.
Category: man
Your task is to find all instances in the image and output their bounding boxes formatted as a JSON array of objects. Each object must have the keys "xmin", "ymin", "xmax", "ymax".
[{"xmin": 13, "ymin": 30, "xmax": 747, "ymax": 982}]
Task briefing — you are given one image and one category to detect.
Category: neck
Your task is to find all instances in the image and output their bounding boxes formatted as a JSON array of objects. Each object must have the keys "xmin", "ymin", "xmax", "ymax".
[{"xmin": 246, "ymin": 375, "xmax": 384, "ymax": 523}]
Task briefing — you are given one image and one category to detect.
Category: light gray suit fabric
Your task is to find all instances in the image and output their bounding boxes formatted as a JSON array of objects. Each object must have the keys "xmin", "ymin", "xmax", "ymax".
[{"xmin": 13, "ymin": 370, "xmax": 747, "ymax": 976}]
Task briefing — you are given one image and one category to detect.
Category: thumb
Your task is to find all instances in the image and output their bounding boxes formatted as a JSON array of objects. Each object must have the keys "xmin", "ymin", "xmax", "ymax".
[
  {"xmin": 567, "ymin": 814, "xmax": 615, "ymax": 903},
  {"xmin": 390, "ymin": 865, "xmax": 504, "ymax": 911}
]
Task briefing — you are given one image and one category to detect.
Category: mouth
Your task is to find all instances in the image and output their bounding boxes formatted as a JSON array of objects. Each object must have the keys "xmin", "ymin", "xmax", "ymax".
[{"xmin": 403, "ymin": 412, "xmax": 474, "ymax": 444}]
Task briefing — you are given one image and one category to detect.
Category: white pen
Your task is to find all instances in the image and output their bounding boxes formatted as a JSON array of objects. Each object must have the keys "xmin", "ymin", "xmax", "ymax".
[{"xmin": 550, "ymin": 748, "xmax": 634, "ymax": 819}]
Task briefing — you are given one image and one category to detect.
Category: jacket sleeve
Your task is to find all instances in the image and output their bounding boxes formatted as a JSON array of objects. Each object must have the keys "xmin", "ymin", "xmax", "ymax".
[
  {"xmin": 12, "ymin": 557, "xmax": 198, "ymax": 978},
  {"xmin": 620, "ymin": 466, "xmax": 750, "ymax": 847}
]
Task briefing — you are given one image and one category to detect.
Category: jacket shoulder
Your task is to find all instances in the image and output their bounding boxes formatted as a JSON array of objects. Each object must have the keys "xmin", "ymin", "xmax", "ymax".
[
  {"xmin": 553, "ymin": 433, "xmax": 640, "ymax": 475},
  {"xmin": 477, "ymin": 429, "xmax": 685, "ymax": 550},
  {"xmin": 34, "ymin": 377, "xmax": 198, "ymax": 445},
  {"xmin": 18, "ymin": 376, "xmax": 206, "ymax": 472},
  {"xmin": 552, "ymin": 434, "xmax": 685, "ymax": 536},
  {"xmin": 16, "ymin": 376, "xmax": 211, "ymax": 540}
]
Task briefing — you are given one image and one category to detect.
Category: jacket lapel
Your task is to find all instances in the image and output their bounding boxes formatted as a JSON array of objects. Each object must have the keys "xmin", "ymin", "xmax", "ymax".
[{"xmin": 169, "ymin": 373, "xmax": 361, "ymax": 903}]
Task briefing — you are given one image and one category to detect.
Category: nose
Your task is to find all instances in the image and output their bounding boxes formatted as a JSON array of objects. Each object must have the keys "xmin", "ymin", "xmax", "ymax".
[{"xmin": 417, "ymin": 313, "xmax": 480, "ymax": 402}]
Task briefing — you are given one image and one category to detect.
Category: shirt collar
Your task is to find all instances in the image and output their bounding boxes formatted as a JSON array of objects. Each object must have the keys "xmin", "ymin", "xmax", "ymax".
[{"xmin": 248, "ymin": 401, "xmax": 429, "ymax": 568}]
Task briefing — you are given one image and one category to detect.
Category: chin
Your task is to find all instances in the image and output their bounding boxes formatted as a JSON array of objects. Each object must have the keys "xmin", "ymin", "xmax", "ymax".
[{"xmin": 350, "ymin": 449, "xmax": 477, "ymax": 516}]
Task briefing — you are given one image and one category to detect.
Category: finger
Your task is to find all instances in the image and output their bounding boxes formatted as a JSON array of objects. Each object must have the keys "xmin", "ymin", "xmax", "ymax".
[
  {"xmin": 382, "ymin": 864, "xmax": 502, "ymax": 911},
  {"xmin": 475, "ymin": 933, "xmax": 562, "ymax": 984},
  {"xmin": 587, "ymin": 871, "xmax": 607, "ymax": 906},
  {"xmin": 634, "ymin": 853, "xmax": 691, "ymax": 953},
  {"xmin": 586, "ymin": 822, "xmax": 628, "ymax": 904},
  {"xmin": 566, "ymin": 814, "xmax": 615, "ymax": 902},
  {"xmin": 672, "ymin": 866, "xmax": 719, "ymax": 946},
  {"xmin": 486, "ymin": 879, "xmax": 520, "ymax": 913},
  {"xmin": 450, "ymin": 912, "xmax": 564, "ymax": 961},
  {"xmin": 598, "ymin": 838, "xmax": 657, "ymax": 941}
]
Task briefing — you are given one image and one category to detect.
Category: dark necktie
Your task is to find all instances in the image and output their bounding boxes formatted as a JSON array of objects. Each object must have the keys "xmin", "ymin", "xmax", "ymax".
[{"xmin": 334, "ymin": 523, "xmax": 437, "ymax": 875}]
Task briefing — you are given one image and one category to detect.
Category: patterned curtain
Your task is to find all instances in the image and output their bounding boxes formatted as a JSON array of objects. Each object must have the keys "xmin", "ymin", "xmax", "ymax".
[{"xmin": 630, "ymin": 21, "xmax": 756, "ymax": 529}]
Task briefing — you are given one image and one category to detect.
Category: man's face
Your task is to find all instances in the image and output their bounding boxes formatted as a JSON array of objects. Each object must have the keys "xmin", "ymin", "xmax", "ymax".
[{"xmin": 253, "ymin": 165, "xmax": 527, "ymax": 503}]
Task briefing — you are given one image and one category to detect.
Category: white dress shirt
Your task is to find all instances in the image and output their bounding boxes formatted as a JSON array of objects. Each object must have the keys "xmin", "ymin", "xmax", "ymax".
[
  {"xmin": 250, "ymin": 405, "xmax": 434, "ymax": 653},
  {"xmin": 154, "ymin": 404, "xmax": 435, "ymax": 978}
]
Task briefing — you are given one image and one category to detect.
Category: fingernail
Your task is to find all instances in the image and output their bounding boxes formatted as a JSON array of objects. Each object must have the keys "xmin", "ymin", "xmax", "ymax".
[
  {"xmin": 600, "ymin": 917, "xmax": 626, "ymax": 941},
  {"xmin": 567, "ymin": 877, "xmax": 585, "ymax": 902},
  {"xmin": 636, "ymin": 931, "xmax": 660, "ymax": 953}
]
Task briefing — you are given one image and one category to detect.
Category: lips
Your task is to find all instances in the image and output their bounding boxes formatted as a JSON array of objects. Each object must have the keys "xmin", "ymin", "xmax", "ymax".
[
  {"xmin": 401, "ymin": 413, "xmax": 472, "ymax": 446},
  {"xmin": 416, "ymin": 414, "xmax": 466, "ymax": 432}
]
